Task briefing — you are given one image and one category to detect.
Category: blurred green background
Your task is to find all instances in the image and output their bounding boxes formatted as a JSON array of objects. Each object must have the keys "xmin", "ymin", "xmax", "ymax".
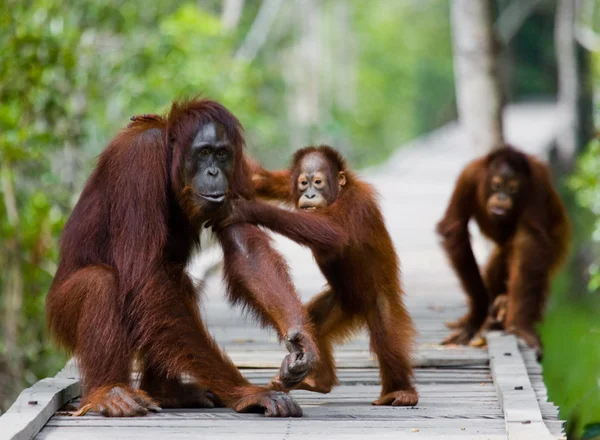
[{"xmin": 0, "ymin": 0, "xmax": 599, "ymax": 437}]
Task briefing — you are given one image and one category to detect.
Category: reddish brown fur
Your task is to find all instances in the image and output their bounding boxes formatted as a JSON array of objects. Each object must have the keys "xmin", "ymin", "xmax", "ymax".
[
  {"xmin": 46, "ymin": 98, "xmax": 312, "ymax": 418},
  {"xmin": 230, "ymin": 146, "xmax": 418, "ymax": 406},
  {"xmin": 437, "ymin": 145, "xmax": 570, "ymax": 352},
  {"xmin": 248, "ymin": 158, "xmax": 292, "ymax": 201}
]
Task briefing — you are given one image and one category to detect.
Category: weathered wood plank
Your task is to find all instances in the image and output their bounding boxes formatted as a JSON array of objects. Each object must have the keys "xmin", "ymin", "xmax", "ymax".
[
  {"xmin": 226, "ymin": 346, "xmax": 489, "ymax": 368},
  {"xmin": 37, "ymin": 419, "xmax": 508, "ymax": 440},
  {"xmin": 241, "ymin": 367, "xmax": 493, "ymax": 385},
  {"xmin": 47, "ymin": 412, "xmax": 506, "ymax": 425},
  {"xmin": 486, "ymin": 332, "xmax": 557, "ymax": 439},
  {"xmin": 0, "ymin": 378, "xmax": 80, "ymax": 440}
]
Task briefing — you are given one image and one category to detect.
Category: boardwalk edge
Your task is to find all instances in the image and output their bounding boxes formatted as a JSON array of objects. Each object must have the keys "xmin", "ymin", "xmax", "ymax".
[
  {"xmin": 487, "ymin": 331, "xmax": 560, "ymax": 440},
  {"xmin": 0, "ymin": 371, "xmax": 80, "ymax": 440}
]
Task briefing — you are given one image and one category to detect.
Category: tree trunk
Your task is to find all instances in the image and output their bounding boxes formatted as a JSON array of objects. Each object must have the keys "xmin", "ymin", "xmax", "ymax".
[
  {"xmin": 0, "ymin": 160, "xmax": 24, "ymax": 408},
  {"xmin": 451, "ymin": 0, "xmax": 505, "ymax": 152},
  {"xmin": 332, "ymin": 1, "xmax": 356, "ymax": 113},
  {"xmin": 554, "ymin": 0, "xmax": 594, "ymax": 168},
  {"xmin": 495, "ymin": 0, "xmax": 544, "ymax": 44},
  {"xmin": 221, "ymin": 0, "xmax": 245, "ymax": 30},
  {"xmin": 284, "ymin": 0, "xmax": 321, "ymax": 147},
  {"xmin": 234, "ymin": 0, "xmax": 282, "ymax": 63}
]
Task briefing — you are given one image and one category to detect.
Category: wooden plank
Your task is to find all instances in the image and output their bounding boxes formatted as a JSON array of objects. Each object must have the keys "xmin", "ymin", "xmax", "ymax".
[
  {"xmin": 47, "ymin": 411, "xmax": 505, "ymax": 425},
  {"xmin": 521, "ymin": 346, "xmax": 564, "ymax": 436},
  {"xmin": 37, "ymin": 419, "xmax": 509, "ymax": 440},
  {"xmin": 0, "ymin": 378, "xmax": 80, "ymax": 440},
  {"xmin": 38, "ymin": 429, "xmax": 508, "ymax": 440},
  {"xmin": 226, "ymin": 346, "xmax": 489, "ymax": 368},
  {"xmin": 54, "ymin": 359, "xmax": 80, "ymax": 380},
  {"xmin": 486, "ymin": 331, "xmax": 557, "ymax": 440},
  {"xmin": 241, "ymin": 368, "xmax": 494, "ymax": 385}
]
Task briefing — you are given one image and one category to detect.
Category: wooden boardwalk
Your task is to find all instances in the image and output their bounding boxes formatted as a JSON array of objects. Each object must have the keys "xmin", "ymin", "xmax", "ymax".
[{"xmin": 0, "ymin": 103, "xmax": 566, "ymax": 439}]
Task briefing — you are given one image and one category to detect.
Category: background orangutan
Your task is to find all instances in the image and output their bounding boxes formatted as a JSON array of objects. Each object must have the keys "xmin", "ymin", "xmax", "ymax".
[
  {"xmin": 45, "ymin": 98, "xmax": 324, "ymax": 418},
  {"xmin": 436, "ymin": 145, "xmax": 570, "ymax": 356},
  {"xmin": 220, "ymin": 145, "xmax": 418, "ymax": 407}
]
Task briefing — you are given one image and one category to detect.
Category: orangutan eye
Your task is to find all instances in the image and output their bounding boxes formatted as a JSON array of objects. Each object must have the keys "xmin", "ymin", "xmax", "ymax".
[
  {"xmin": 301, "ymin": 180, "xmax": 308, "ymax": 186},
  {"xmin": 315, "ymin": 179, "xmax": 322, "ymax": 185},
  {"xmin": 199, "ymin": 148, "xmax": 210, "ymax": 157},
  {"xmin": 216, "ymin": 149, "xmax": 227, "ymax": 159}
]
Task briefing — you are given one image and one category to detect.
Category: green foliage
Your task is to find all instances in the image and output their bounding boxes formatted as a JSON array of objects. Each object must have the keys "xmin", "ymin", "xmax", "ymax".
[
  {"xmin": 542, "ymin": 300, "xmax": 600, "ymax": 438},
  {"xmin": 509, "ymin": 9, "xmax": 558, "ymax": 98},
  {"xmin": 0, "ymin": 0, "xmax": 83, "ymax": 408},
  {"xmin": 570, "ymin": 139, "xmax": 600, "ymax": 292},
  {"xmin": 335, "ymin": 0, "xmax": 455, "ymax": 166},
  {"xmin": 541, "ymin": 141, "xmax": 600, "ymax": 438}
]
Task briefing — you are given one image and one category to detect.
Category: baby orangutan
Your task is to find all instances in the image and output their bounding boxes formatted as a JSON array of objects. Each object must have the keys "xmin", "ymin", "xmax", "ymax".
[{"xmin": 217, "ymin": 146, "xmax": 418, "ymax": 406}]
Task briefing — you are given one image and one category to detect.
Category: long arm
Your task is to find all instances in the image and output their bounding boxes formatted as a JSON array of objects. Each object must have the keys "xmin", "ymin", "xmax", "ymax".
[
  {"xmin": 218, "ymin": 225, "xmax": 307, "ymax": 336},
  {"xmin": 504, "ymin": 227, "xmax": 552, "ymax": 354},
  {"xmin": 436, "ymin": 164, "xmax": 489, "ymax": 343},
  {"xmin": 254, "ymin": 169, "xmax": 293, "ymax": 201},
  {"xmin": 106, "ymin": 123, "xmax": 170, "ymax": 294},
  {"xmin": 500, "ymin": 163, "xmax": 570, "ymax": 357},
  {"xmin": 216, "ymin": 223, "xmax": 319, "ymax": 388},
  {"xmin": 226, "ymin": 199, "xmax": 349, "ymax": 252},
  {"xmin": 530, "ymin": 161, "xmax": 570, "ymax": 270},
  {"xmin": 246, "ymin": 158, "xmax": 294, "ymax": 202}
]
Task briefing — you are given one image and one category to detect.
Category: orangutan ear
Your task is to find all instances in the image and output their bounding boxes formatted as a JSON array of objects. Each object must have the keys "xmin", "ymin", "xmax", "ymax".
[{"xmin": 338, "ymin": 171, "xmax": 346, "ymax": 187}]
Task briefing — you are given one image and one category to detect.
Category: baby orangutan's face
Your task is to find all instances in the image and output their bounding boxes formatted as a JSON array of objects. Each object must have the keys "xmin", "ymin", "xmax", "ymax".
[{"xmin": 295, "ymin": 153, "xmax": 345, "ymax": 211}]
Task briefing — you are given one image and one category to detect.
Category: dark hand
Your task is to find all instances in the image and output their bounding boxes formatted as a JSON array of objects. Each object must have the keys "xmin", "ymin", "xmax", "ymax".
[
  {"xmin": 490, "ymin": 294, "xmax": 508, "ymax": 324},
  {"xmin": 373, "ymin": 388, "xmax": 419, "ymax": 407},
  {"xmin": 246, "ymin": 157, "xmax": 267, "ymax": 180},
  {"xmin": 233, "ymin": 389, "xmax": 302, "ymax": 417},
  {"xmin": 127, "ymin": 113, "xmax": 161, "ymax": 128},
  {"xmin": 442, "ymin": 326, "xmax": 479, "ymax": 345},
  {"xmin": 441, "ymin": 315, "xmax": 484, "ymax": 346},
  {"xmin": 482, "ymin": 294, "xmax": 508, "ymax": 331},
  {"xmin": 506, "ymin": 325, "xmax": 542, "ymax": 360},
  {"xmin": 207, "ymin": 198, "xmax": 254, "ymax": 232},
  {"xmin": 278, "ymin": 328, "xmax": 318, "ymax": 389},
  {"xmin": 445, "ymin": 314, "xmax": 470, "ymax": 330},
  {"xmin": 74, "ymin": 386, "xmax": 161, "ymax": 417}
]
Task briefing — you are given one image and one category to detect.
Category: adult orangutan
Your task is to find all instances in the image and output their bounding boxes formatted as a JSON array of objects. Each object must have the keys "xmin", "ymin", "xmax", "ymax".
[
  {"xmin": 437, "ymin": 145, "xmax": 570, "ymax": 356},
  {"xmin": 45, "ymin": 98, "xmax": 332, "ymax": 417},
  {"xmin": 219, "ymin": 145, "xmax": 418, "ymax": 407}
]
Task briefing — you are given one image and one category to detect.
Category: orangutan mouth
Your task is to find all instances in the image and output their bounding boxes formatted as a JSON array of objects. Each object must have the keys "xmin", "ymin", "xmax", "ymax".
[{"xmin": 198, "ymin": 193, "xmax": 225, "ymax": 203}]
